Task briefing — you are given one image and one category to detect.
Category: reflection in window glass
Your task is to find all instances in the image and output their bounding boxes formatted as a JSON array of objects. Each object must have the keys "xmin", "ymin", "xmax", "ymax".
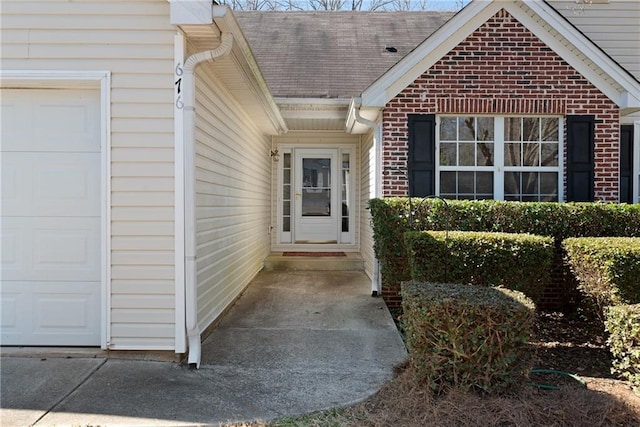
[{"xmin": 437, "ymin": 116, "xmax": 560, "ymax": 202}]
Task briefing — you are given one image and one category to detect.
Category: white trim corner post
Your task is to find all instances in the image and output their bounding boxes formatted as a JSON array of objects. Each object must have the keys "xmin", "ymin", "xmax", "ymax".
[
  {"xmin": 350, "ymin": 101, "xmax": 383, "ymax": 297},
  {"xmin": 182, "ymin": 32, "xmax": 233, "ymax": 368}
]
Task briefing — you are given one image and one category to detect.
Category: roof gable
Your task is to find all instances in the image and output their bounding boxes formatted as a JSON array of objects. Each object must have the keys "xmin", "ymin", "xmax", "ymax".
[{"xmin": 361, "ymin": 0, "xmax": 640, "ymax": 112}]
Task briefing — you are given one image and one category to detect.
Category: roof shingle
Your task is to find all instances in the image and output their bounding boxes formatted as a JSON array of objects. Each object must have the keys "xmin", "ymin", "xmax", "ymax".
[{"xmin": 235, "ymin": 11, "xmax": 454, "ymax": 99}]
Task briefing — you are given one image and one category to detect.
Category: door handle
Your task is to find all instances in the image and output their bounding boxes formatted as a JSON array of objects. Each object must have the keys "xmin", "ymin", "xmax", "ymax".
[{"xmin": 295, "ymin": 192, "xmax": 301, "ymax": 199}]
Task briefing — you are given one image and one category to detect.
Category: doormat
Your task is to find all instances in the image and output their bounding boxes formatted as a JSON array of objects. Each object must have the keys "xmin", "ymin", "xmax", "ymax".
[{"xmin": 282, "ymin": 252, "xmax": 347, "ymax": 257}]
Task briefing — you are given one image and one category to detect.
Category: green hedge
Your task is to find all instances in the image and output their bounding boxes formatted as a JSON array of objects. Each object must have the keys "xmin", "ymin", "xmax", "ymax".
[
  {"xmin": 369, "ymin": 198, "xmax": 640, "ymax": 304},
  {"xmin": 605, "ymin": 304, "xmax": 640, "ymax": 393},
  {"xmin": 401, "ymin": 282, "xmax": 535, "ymax": 394},
  {"xmin": 563, "ymin": 237, "xmax": 640, "ymax": 308},
  {"xmin": 405, "ymin": 231, "xmax": 553, "ymax": 304}
]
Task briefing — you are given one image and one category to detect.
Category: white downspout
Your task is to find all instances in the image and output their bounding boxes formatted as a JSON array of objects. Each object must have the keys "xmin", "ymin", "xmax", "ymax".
[
  {"xmin": 183, "ymin": 32, "xmax": 233, "ymax": 368},
  {"xmin": 353, "ymin": 107, "xmax": 383, "ymax": 297}
]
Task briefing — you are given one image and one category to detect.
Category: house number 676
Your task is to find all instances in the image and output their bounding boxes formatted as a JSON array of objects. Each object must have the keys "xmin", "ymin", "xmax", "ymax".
[{"xmin": 175, "ymin": 62, "xmax": 184, "ymax": 109}]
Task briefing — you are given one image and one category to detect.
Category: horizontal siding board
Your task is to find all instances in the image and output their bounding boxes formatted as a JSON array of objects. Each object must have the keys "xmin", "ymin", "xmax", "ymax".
[
  {"xmin": 111, "ymin": 133, "xmax": 173, "ymax": 148},
  {"xmin": 111, "ymin": 103, "xmax": 173, "ymax": 119},
  {"xmin": 111, "ymin": 162, "xmax": 174, "ymax": 177},
  {"xmin": 111, "ymin": 280, "xmax": 175, "ymax": 295},
  {"xmin": 111, "ymin": 207, "xmax": 173, "ymax": 222},
  {"xmin": 111, "ymin": 147, "xmax": 173, "ymax": 162},
  {"xmin": 111, "ymin": 294, "xmax": 174, "ymax": 310},
  {"xmin": 0, "ymin": 59, "xmax": 175, "ymax": 73},
  {"xmin": 111, "ymin": 237, "xmax": 174, "ymax": 251},
  {"xmin": 111, "ymin": 266, "xmax": 174, "ymax": 281},
  {"xmin": 111, "ymin": 309, "xmax": 175, "ymax": 324},
  {"xmin": 2, "ymin": 1, "xmax": 170, "ymax": 16},
  {"xmin": 111, "ymin": 251, "xmax": 174, "ymax": 265},
  {"xmin": 111, "ymin": 177, "xmax": 175, "ymax": 192},
  {"xmin": 111, "ymin": 221, "xmax": 173, "ymax": 236},
  {"xmin": 110, "ymin": 324, "xmax": 174, "ymax": 338}
]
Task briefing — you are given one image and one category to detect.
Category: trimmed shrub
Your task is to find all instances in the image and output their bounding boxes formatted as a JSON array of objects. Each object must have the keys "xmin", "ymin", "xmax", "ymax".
[
  {"xmin": 401, "ymin": 282, "xmax": 535, "ymax": 394},
  {"xmin": 368, "ymin": 198, "xmax": 640, "ymax": 308},
  {"xmin": 563, "ymin": 237, "xmax": 640, "ymax": 309},
  {"xmin": 605, "ymin": 304, "xmax": 640, "ymax": 393},
  {"xmin": 405, "ymin": 231, "xmax": 553, "ymax": 304}
]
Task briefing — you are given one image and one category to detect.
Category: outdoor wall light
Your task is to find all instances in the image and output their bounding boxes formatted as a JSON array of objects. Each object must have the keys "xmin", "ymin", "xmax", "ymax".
[{"xmin": 270, "ymin": 149, "xmax": 280, "ymax": 161}]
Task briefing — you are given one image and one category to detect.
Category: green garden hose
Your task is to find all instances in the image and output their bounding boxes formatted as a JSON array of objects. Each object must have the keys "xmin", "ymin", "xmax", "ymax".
[{"xmin": 529, "ymin": 369, "xmax": 587, "ymax": 390}]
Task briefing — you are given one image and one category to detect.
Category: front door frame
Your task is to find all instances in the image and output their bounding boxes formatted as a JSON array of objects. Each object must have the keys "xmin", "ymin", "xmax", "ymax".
[{"xmin": 276, "ymin": 144, "xmax": 356, "ymax": 249}]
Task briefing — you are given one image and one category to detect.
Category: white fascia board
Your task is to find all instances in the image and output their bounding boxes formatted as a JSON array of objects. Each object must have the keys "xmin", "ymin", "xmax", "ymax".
[
  {"xmin": 169, "ymin": 0, "xmax": 212, "ymax": 25},
  {"xmin": 212, "ymin": 6, "xmax": 288, "ymax": 134},
  {"xmin": 520, "ymin": 1, "xmax": 640, "ymax": 109},
  {"xmin": 361, "ymin": 0, "xmax": 501, "ymax": 108}
]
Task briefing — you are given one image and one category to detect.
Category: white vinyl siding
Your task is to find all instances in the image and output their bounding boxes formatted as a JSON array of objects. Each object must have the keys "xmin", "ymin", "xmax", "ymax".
[
  {"xmin": 359, "ymin": 129, "xmax": 376, "ymax": 280},
  {"xmin": 549, "ymin": 0, "xmax": 640, "ymax": 80},
  {"xmin": 192, "ymin": 58, "xmax": 272, "ymax": 333},
  {"xmin": 1, "ymin": 0, "xmax": 177, "ymax": 350}
]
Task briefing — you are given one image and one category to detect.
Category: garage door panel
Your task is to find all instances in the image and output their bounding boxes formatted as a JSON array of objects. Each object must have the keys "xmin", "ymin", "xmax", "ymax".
[
  {"xmin": 1, "ymin": 89, "xmax": 100, "ymax": 153},
  {"xmin": 2, "ymin": 217, "xmax": 100, "ymax": 282},
  {"xmin": 0, "ymin": 88, "xmax": 102, "ymax": 346},
  {"xmin": 1, "ymin": 281, "xmax": 100, "ymax": 346},
  {"xmin": 2, "ymin": 152, "xmax": 100, "ymax": 217}
]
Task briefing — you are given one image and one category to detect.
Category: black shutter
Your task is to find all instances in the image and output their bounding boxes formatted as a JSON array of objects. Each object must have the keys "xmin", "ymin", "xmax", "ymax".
[
  {"xmin": 408, "ymin": 114, "xmax": 436, "ymax": 197},
  {"xmin": 620, "ymin": 125, "xmax": 633, "ymax": 203},
  {"xmin": 566, "ymin": 115, "xmax": 595, "ymax": 202}
]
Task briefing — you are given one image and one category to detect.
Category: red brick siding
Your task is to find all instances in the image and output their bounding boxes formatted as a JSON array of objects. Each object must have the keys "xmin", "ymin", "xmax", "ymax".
[{"xmin": 382, "ymin": 8, "xmax": 620, "ymax": 201}]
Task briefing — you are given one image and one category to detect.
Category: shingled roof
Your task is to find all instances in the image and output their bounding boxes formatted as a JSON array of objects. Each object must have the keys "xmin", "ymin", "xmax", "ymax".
[{"xmin": 235, "ymin": 11, "xmax": 455, "ymax": 99}]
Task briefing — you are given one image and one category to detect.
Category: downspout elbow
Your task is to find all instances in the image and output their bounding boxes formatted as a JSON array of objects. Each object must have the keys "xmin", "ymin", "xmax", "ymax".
[{"xmin": 183, "ymin": 32, "xmax": 233, "ymax": 368}]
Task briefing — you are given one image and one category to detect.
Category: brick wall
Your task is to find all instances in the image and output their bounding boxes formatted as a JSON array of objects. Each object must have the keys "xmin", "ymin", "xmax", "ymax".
[{"xmin": 382, "ymin": 8, "xmax": 620, "ymax": 202}]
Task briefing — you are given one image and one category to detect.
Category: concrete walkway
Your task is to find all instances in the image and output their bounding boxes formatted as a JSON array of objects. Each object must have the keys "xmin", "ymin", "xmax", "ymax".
[{"xmin": 1, "ymin": 271, "xmax": 407, "ymax": 426}]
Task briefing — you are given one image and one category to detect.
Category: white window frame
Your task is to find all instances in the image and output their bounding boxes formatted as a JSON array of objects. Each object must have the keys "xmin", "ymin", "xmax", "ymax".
[{"xmin": 435, "ymin": 115, "xmax": 564, "ymax": 201}]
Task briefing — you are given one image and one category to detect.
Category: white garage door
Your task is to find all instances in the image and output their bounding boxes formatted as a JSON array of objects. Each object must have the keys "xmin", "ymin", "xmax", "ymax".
[{"xmin": 1, "ymin": 88, "xmax": 102, "ymax": 346}]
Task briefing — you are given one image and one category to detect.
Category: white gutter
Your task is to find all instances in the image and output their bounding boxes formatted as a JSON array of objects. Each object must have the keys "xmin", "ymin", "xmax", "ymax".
[
  {"xmin": 183, "ymin": 32, "xmax": 233, "ymax": 368},
  {"xmin": 348, "ymin": 99, "xmax": 383, "ymax": 296}
]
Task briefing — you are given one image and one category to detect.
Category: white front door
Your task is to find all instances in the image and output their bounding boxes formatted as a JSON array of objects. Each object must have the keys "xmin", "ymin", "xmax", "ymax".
[
  {"xmin": 293, "ymin": 149, "xmax": 339, "ymax": 243},
  {"xmin": 1, "ymin": 88, "xmax": 102, "ymax": 346}
]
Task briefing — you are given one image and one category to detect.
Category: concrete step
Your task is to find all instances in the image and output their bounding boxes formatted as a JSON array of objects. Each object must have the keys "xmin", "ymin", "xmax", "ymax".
[{"xmin": 264, "ymin": 252, "xmax": 365, "ymax": 271}]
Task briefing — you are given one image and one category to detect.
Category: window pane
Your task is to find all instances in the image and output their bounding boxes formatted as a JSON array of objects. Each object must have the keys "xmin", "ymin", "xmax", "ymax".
[
  {"xmin": 541, "ymin": 118, "xmax": 559, "ymax": 141},
  {"xmin": 283, "ymin": 201, "xmax": 290, "ymax": 213},
  {"xmin": 522, "ymin": 172, "xmax": 538, "ymax": 195},
  {"xmin": 440, "ymin": 171, "xmax": 456, "ymax": 194},
  {"xmin": 459, "ymin": 117, "xmax": 475, "ymax": 141},
  {"xmin": 504, "ymin": 172, "xmax": 520, "ymax": 197},
  {"xmin": 477, "ymin": 142, "xmax": 493, "ymax": 166},
  {"xmin": 283, "ymin": 153, "xmax": 291, "ymax": 168},
  {"xmin": 522, "ymin": 142, "xmax": 540, "ymax": 166},
  {"xmin": 477, "ymin": 117, "xmax": 494, "ymax": 141},
  {"xmin": 458, "ymin": 171, "xmax": 474, "ymax": 194},
  {"xmin": 505, "ymin": 118, "xmax": 521, "ymax": 141},
  {"xmin": 283, "ymin": 185, "xmax": 290, "ymax": 199},
  {"xmin": 283, "ymin": 169, "xmax": 291, "ymax": 184},
  {"xmin": 522, "ymin": 117, "xmax": 539, "ymax": 141},
  {"xmin": 440, "ymin": 143, "xmax": 457, "ymax": 166},
  {"xmin": 283, "ymin": 216, "xmax": 290, "ymax": 232},
  {"xmin": 476, "ymin": 172, "xmax": 493, "ymax": 195},
  {"xmin": 440, "ymin": 117, "xmax": 457, "ymax": 141},
  {"xmin": 540, "ymin": 172, "xmax": 558, "ymax": 195},
  {"xmin": 541, "ymin": 143, "xmax": 558, "ymax": 166},
  {"xmin": 504, "ymin": 143, "xmax": 521, "ymax": 166},
  {"xmin": 459, "ymin": 143, "xmax": 475, "ymax": 166}
]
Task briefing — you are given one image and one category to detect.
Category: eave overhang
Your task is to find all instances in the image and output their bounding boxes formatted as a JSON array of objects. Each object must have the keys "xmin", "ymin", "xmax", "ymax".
[{"xmin": 170, "ymin": 1, "xmax": 287, "ymax": 135}]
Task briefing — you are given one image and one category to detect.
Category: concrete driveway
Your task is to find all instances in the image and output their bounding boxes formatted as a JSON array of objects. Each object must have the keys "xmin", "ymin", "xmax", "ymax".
[{"xmin": 1, "ymin": 270, "xmax": 406, "ymax": 426}]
